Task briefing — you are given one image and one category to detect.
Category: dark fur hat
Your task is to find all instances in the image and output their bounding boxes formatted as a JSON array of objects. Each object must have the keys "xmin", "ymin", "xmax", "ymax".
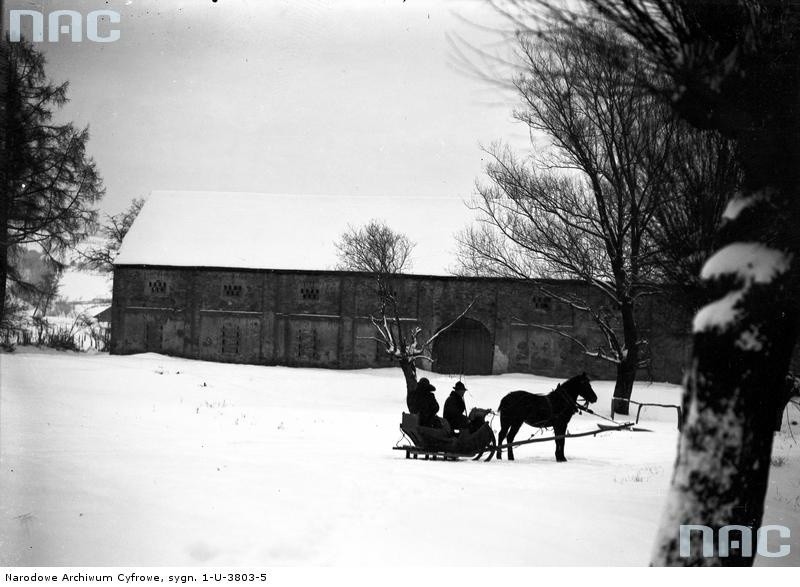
[{"xmin": 416, "ymin": 377, "xmax": 436, "ymax": 393}]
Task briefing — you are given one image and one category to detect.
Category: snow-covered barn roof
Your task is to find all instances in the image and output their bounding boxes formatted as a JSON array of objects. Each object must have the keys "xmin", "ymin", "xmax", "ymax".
[{"xmin": 114, "ymin": 191, "xmax": 478, "ymax": 275}]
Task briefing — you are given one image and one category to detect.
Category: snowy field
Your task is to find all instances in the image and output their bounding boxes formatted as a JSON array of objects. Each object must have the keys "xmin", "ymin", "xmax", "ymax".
[{"xmin": 1, "ymin": 348, "xmax": 797, "ymax": 567}]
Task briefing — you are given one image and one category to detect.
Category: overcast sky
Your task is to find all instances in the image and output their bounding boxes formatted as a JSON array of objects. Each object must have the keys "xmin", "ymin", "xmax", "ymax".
[{"xmin": 6, "ymin": 0, "xmax": 529, "ymax": 216}]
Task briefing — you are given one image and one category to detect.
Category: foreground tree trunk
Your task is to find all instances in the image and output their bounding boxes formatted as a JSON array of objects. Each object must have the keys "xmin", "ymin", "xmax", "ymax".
[
  {"xmin": 0, "ymin": 238, "xmax": 7, "ymax": 329},
  {"xmin": 0, "ymin": 38, "xmax": 8, "ymax": 329},
  {"xmin": 652, "ymin": 142, "xmax": 799, "ymax": 567},
  {"xmin": 652, "ymin": 247, "xmax": 797, "ymax": 565},
  {"xmin": 652, "ymin": 36, "xmax": 800, "ymax": 560}
]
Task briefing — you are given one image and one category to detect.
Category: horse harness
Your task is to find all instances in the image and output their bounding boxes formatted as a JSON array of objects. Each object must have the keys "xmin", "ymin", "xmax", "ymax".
[{"xmin": 532, "ymin": 384, "xmax": 583, "ymax": 428}]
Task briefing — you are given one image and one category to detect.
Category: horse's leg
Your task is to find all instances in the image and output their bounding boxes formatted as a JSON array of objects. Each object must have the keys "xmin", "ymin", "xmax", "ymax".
[
  {"xmin": 497, "ymin": 420, "xmax": 509, "ymax": 460},
  {"xmin": 505, "ymin": 421, "xmax": 523, "ymax": 461},
  {"xmin": 553, "ymin": 421, "xmax": 567, "ymax": 462}
]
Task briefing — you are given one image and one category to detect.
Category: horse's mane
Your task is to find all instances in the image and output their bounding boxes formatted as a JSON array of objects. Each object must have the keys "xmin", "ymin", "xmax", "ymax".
[{"xmin": 552, "ymin": 373, "xmax": 590, "ymax": 398}]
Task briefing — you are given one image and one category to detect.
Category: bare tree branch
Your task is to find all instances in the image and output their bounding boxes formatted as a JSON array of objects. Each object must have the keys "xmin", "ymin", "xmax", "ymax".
[{"xmin": 455, "ymin": 25, "xmax": 675, "ymax": 412}]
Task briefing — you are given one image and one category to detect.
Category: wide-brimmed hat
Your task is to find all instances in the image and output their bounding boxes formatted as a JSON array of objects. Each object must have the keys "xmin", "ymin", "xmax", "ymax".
[
  {"xmin": 453, "ymin": 381, "xmax": 467, "ymax": 392},
  {"xmin": 416, "ymin": 377, "xmax": 436, "ymax": 392}
]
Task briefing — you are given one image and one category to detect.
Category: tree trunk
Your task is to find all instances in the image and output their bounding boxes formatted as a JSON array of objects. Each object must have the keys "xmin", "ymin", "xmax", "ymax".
[
  {"xmin": 0, "ymin": 163, "xmax": 7, "ymax": 331},
  {"xmin": 0, "ymin": 174, "xmax": 10, "ymax": 330},
  {"xmin": 651, "ymin": 29, "xmax": 800, "ymax": 556},
  {"xmin": 612, "ymin": 298, "xmax": 639, "ymax": 416},
  {"xmin": 651, "ymin": 302, "xmax": 796, "ymax": 565},
  {"xmin": 0, "ymin": 242, "xmax": 7, "ymax": 329},
  {"xmin": 611, "ymin": 360, "xmax": 636, "ymax": 416},
  {"xmin": 0, "ymin": 37, "xmax": 8, "ymax": 329},
  {"xmin": 400, "ymin": 357, "xmax": 418, "ymax": 413},
  {"xmin": 651, "ymin": 180, "xmax": 799, "ymax": 565}
]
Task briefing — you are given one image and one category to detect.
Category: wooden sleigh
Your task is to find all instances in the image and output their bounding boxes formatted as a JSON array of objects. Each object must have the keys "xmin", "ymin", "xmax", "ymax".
[{"xmin": 393, "ymin": 411, "xmax": 497, "ymax": 461}]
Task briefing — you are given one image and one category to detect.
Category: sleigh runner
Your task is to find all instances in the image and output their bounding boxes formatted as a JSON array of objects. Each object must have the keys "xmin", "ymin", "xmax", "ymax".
[{"xmin": 394, "ymin": 412, "xmax": 497, "ymax": 461}]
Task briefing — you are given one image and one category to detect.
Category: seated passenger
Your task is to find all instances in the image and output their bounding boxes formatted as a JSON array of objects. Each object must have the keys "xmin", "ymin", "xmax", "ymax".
[
  {"xmin": 443, "ymin": 381, "xmax": 472, "ymax": 434},
  {"xmin": 413, "ymin": 377, "xmax": 441, "ymax": 428}
]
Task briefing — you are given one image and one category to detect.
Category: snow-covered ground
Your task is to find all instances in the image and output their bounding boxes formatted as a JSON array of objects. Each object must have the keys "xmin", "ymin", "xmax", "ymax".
[{"xmin": 0, "ymin": 349, "xmax": 797, "ymax": 566}]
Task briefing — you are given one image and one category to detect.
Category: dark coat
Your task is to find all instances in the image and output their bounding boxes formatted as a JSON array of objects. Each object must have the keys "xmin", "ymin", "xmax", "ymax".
[
  {"xmin": 409, "ymin": 378, "xmax": 441, "ymax": 428},
  {"xmin": 443, "ymin": 391, "xmax": 471, "ymax": 431},
  {"xmin": 416, "ymin": 391, "xmax": 440, "ymax": 428}
]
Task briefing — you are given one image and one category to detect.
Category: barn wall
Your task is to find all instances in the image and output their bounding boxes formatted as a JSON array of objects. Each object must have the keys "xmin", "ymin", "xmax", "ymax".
[{"xmin": 111, "ymin": 266, "xmax": 692, "ymax": 383}]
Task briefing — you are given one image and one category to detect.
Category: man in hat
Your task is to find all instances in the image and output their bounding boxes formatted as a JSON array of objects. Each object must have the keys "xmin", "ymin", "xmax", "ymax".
[
  {"xmin": 411, "ymin": 377, "xmax": 441, "ymax": 428},
  {"xmin": 443, "ymin": 381, "xmax": 472, "ymax": 435}
]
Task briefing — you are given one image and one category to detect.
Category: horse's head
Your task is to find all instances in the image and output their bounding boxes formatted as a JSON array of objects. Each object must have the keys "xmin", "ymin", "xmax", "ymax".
[{"xmin": 573, "ymin": 372, "xmax": 598, "ymax": 404}]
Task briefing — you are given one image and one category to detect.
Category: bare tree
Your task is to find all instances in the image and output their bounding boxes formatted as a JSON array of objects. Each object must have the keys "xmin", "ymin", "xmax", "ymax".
[
  {"xmin": 335, "ymin": 219, "xmax": 414, "ymax": 276},
  {"xmin": 521, "ymin": 0, "xmax": 800, "ymax": 566},
  {"xmin": 649, "ymin": 131, "xmax": 742, "ymax": 312},
  {"xmin": 335, "ymin": 220, "xmax": 472, "ymax": 408},
  {"xmin": 77, "ymin": 197, "xmax": 144, "ymax": 274},
  {"xmin": 458, "ymin": 28, "xmax": 677, "ymax": 414}
]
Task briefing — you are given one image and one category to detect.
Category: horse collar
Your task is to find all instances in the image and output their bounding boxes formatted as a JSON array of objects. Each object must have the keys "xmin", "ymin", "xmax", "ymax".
[{"xmin": 556, "ymin": 385, "xmax": 582, "ymax": 414}]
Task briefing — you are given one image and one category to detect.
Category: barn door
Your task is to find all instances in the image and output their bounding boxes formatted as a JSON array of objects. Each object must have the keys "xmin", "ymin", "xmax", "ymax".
[
  {"xmin": 432, "ymin": 317, "xmax": 493, "ymax": 375},
  {"xmin": 199, "ymin": 315, "xmax": 262, "ymax": 363},
  {"xmin": 144, "ymin": 319, "xmax": 164, "ymax": 352}
]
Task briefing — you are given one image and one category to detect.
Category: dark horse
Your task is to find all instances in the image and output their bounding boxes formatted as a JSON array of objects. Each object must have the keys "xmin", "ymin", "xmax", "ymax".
[{"xmin": 496, "ymin": 373, "xmax": 598, "ymax": 462}]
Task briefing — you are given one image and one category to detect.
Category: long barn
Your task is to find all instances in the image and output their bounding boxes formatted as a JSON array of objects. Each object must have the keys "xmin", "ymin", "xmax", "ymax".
[{"xmin": 111, "ymin": 191, "xmax": 691, "ymax": 381}]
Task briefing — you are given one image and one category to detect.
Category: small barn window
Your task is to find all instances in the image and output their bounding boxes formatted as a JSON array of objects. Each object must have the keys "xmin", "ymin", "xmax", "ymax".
[
  {"xmin": 223, "ymin": 284, "xmax": 243, "ymax": 297},
  {"xmin": 149, "ymin": 280, "xmax": 167, "ymax": 295},
  {"xmin": 221, "ymin": 323, "xmax": 241, "ymax": 355},
  {"xmin": 532, "ymin": 295, "xmax": 551, "ymax": 311},
  {"xmin": 300, "ymin": 287, "xmax": 320, "ymax": 300}
]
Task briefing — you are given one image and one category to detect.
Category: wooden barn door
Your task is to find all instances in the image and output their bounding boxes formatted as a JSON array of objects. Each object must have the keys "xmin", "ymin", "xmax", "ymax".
[
  {"xmin": 432, "ymin": 317, "xmax": 493, "ymax": 375},
  {"xmin": 144, "ymin": 319, "xmax": 164, "ymax": 352},
  {"xmin": 199, "ymin": 314, "xmax": 262, "ymax": 364}
]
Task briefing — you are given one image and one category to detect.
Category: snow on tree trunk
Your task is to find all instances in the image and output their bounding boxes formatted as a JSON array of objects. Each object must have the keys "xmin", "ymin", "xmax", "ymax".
[{"xmin": 651, "ymin": 187, "xmax": 798, "ymax": 566}]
